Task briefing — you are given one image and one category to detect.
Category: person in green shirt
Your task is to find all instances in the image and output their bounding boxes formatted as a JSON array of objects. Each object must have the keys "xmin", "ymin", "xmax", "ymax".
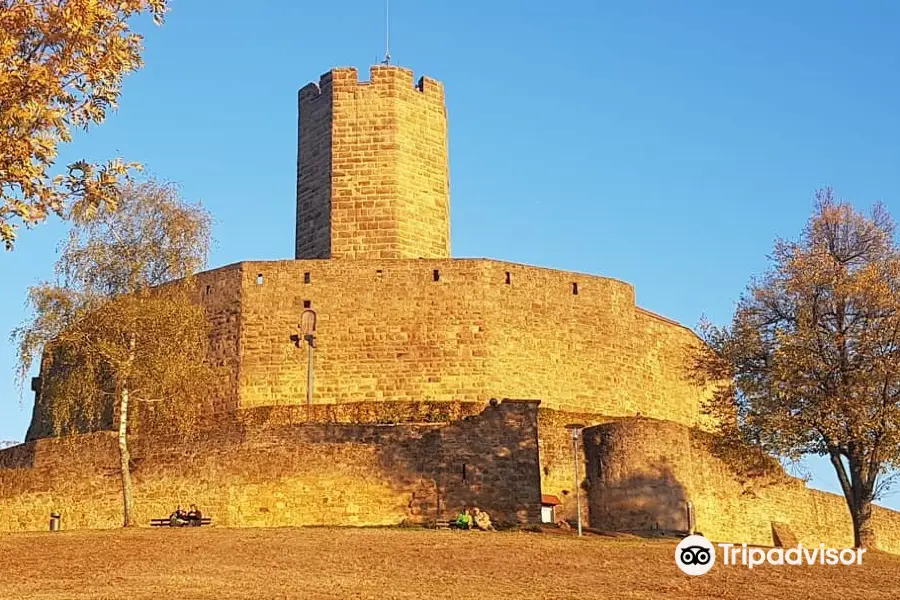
[{"xmin": 452, "ymin": 508, "xmax": 472, "ymax": 530}]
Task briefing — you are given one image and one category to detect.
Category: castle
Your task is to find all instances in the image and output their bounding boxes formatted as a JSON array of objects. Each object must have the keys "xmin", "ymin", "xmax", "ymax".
[{"xmin": 4, "ymin": 65, "xmax": 900, "ymax": 552}]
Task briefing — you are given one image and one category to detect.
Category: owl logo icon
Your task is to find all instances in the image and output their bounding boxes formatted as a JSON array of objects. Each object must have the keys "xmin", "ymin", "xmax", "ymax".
[{"xmin": 675, "ymin": 535, "xmax": 716, "ymax": 576}]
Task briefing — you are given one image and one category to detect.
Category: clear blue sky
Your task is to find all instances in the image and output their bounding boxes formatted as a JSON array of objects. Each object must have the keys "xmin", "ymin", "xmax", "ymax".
[{"xmin": 2, "ymin": 0, "xmax": 900, "ymax": 507}]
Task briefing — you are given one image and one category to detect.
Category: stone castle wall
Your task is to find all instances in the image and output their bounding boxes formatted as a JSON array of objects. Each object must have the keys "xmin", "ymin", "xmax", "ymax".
[
  {"xmin": 197, "ymin": 265, "xmax": 244, "ymax": 414},
  {"xmin": 296, "ymin": 66, "xmax": 450, "ymax": 260},
  {"xmin": 295, "ymin": 68, "xmax": 333, "ymax": 259},
  {"xmin": 0, "ymin": 401, "xmax": 541, "ymax": 532},
  {"xmin": 537, "ymin": 408, "xmax": 614, "ymax": 526},
  {"xmin": 182, "ymin": 259, "xmax": 707, "ymax": 427},
  {"xmin": 28, "ymin": 258, "xmax": 706, "ymax": 439},
  {"xmin": 583, "ymin": 418, "xmax": 900, "ymax": 554},
  {"xmin": 12, "ymin": 398, "xmax": 900, "ymax": 554},
  {"xmin": 26, "ymin": 267, "xmax": 246, "ymax": 441}
]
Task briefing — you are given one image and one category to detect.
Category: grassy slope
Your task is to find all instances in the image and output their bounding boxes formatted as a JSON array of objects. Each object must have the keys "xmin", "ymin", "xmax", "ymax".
[{"xmin": 0, "ymin": 527, "xmax": 896, "ymax": 599}]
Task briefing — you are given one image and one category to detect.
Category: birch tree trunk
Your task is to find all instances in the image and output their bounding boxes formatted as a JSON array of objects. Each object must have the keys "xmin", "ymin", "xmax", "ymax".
[
  {"xmin": 118, "ymin": 384, "xmax": 135, "ymax": 527},
  {"xmin": 119, "ymin": 333, "xmax": 136, "ymax": 527}
]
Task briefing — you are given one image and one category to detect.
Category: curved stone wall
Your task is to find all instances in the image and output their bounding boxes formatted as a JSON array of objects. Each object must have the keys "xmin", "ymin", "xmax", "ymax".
[
  {"xmin": 28, "ymin": 258, "xmax": 709, "ymax": 441},
  {"xmin": 584, "ymin": 418, "xmax": 900, "ymax": 554}
]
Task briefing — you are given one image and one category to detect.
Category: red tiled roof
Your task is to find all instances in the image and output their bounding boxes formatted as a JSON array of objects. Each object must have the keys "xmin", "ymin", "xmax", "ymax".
[{"xmin": 541, "ymin": 494, "xmax": 561, "ymax": 506}]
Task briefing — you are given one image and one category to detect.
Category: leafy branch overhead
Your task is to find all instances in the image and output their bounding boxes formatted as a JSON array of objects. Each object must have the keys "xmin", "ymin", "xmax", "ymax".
[{"xmin": 0, "ymin": 0, "xmax": 168, "ymax": 249}]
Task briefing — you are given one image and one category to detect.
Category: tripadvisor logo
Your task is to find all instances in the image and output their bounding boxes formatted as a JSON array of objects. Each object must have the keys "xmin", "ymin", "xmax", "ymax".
[
  {"xmin": 675, "ymin": 534, "xmax": 867, "ymax": 576},
  {"xmin": 675, "ymin": 535, "xmax": 716, "ymax": 576}
]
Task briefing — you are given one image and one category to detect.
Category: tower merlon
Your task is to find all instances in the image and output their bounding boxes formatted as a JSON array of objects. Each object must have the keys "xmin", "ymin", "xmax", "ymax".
[
  {"xmin": 370, "ymin": 65, "xmax": 415, "ymax": 87},
  {"xmin": 298, "ymin": 81, "xmax": 324, "ymax": 103},
  {"xmin": 416, "ymin": 75, "xmax": 444, "ymax": 98},
  {"xmin": 298, "ymin": 70, "xmax": 341, "ymax": 103},
  {"xmin": 328, "ymin": 67, "xmax": 359, "ymax": 87}
]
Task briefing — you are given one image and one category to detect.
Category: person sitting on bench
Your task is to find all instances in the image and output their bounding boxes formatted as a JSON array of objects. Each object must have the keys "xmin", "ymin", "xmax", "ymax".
[
  {"xmin": 169, "ymin": 505, "xmax": 188, "ymax": 527},
  {"xmin": 186, "ymin": 504, "xmax": 203, "ymax": 526}
]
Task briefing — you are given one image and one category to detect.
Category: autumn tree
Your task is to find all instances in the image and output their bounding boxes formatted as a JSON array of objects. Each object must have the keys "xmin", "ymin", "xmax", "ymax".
[
  {"xmin": 13, "ymin": 179, "xmax": 213, "ymax": 527},
  {"xmin": 0, "ymin": 0, "xmax": 168, "ymax": 249},
  {"xmin": 697, "ymin": 188, "xmax": 900, "ymax": 548}
]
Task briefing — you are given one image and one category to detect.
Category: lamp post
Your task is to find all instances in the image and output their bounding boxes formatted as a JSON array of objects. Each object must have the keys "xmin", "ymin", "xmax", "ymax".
[
  {"xmin": 565, "ymin": 423, "xmax": 586, "ymax": 537},
  {"xmin": 299, "ymin": 309, "xmax": 317, "ymax": 406}
]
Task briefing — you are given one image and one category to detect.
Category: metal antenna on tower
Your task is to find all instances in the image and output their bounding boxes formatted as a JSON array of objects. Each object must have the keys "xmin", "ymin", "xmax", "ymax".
[{"xmin": 382, "ymin": 0, "xmax": 391, "ymax": 65}]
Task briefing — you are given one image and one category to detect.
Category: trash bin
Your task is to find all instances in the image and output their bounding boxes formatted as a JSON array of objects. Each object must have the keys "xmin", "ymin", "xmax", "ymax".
[{"xmin": 49, "ymin": 512, "xmax": 61, "ymax": 532}]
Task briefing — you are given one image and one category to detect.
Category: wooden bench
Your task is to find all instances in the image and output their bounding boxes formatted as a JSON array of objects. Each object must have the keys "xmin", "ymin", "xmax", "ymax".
[{"xmin": 150, "ymin": 517, "xmax": 212, "ymax": 527}]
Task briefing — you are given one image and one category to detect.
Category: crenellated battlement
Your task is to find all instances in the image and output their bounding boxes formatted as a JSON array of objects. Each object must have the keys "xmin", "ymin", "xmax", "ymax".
[{"xmin": 299, "ymin": 66, "xmax": 445, "ymax": 103}]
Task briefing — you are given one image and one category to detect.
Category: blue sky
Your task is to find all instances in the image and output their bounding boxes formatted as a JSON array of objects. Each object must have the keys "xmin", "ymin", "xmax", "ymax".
[{"xmin": 2, "ymin": 0, "xmax": 900, "ymax": 507}]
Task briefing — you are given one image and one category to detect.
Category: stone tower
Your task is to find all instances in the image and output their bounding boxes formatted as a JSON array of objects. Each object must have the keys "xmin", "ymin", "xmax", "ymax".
[{"xmin": 295, "ymin": 66, "xmax": 451, "ymax": 259}]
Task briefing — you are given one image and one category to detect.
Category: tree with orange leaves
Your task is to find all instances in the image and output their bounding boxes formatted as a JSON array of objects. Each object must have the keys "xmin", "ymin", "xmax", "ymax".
[
  {"xmin": 698, "ymin": 188, "xmax": 900, "ymax": 548},
  {"xmin": 0, "ymin": 0, "xmax": 167, "ymax": 249}
]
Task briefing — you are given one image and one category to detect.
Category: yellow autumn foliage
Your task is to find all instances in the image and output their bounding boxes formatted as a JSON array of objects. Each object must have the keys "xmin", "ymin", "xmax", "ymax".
[{"xmin": 0, "ymin": 0, "xmax": 168, "ymax": 249}]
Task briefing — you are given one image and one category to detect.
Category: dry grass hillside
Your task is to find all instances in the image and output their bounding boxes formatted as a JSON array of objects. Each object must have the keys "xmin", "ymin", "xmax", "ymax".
[{"xmin": 0, "ymin": 527, "xmax": 897, "ymax": 599}]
